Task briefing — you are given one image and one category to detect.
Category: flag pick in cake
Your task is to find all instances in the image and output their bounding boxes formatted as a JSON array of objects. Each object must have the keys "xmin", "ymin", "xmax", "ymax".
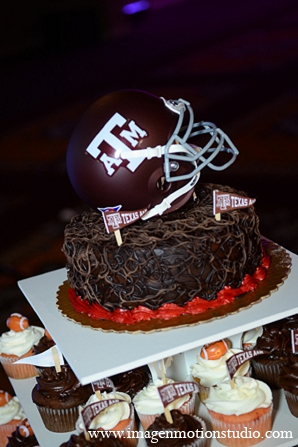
[{"xmin": 213, "ymin": 189, "xmax": 256, "ymax": 221}]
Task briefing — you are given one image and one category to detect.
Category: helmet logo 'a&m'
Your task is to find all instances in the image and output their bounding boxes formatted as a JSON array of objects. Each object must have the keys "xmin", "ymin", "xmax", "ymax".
[{"xmin": 85, "ymin": 112, "xmax": 147, "ymax": 176}]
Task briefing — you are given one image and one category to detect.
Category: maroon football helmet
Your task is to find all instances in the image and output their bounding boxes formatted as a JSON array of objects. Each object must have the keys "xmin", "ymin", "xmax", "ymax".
[{"xmin": 66, "ymin": 89, "xmax": 238, "ymax": 218}]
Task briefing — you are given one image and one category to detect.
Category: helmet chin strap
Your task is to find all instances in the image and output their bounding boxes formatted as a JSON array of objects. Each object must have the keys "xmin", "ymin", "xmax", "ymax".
[
  {"xmin": 121, "ymin": 143, "xmax": 200, "ymax": 220},
  {"xmin": 141, "ymin": 171, "xmax": 200, "ymax": 220}
]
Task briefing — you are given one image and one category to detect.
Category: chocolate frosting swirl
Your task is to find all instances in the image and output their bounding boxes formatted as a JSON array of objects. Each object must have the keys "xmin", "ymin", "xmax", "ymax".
[
  {"xmin": 32, "ymin": 366, "xmax": 92, "ymax": 409},
  {"xmin": 254, "ymin": 325, "xmax": 294, "ymax": 360},
  {"xmin": 146, "ymin": 410, "xmax": 205, "ymax": 446},
  {"xmin": 110, "ymin": 366, "xmax": 151, "ymax": 398},
  {"xmin": 33, "ymin": 335, "xmax": 55, "ymax": 356},
  {"xmin": 280, "ymin": 359, "xmax": 298, "ymax": 395},
  {"xmin": 60, "ymin": 432, "xmax": 125, "ymax": 447},
  {"xmin": 62, "ymin": 183, "xmax": 262, "ymax": 311}
]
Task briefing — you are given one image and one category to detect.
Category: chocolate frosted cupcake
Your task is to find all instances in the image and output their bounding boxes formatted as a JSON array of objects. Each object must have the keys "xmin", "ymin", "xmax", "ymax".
[
  {"xmin": 60, "ymin": 432, "xmax": 125, "ymax": 446},
  {"xmin": 145, "ymin": 409, "xmax": 206, "ymax": 446},
  {"xmin": 32, "ymin": 365, "xmax": 92, "ymax": 432},
  {"xmin": 110, "ymin": 366, "xmax": 151, "ymax": 399},
  {"xmin": 251, "ymin": 324, "xmax": 293, "ymax": 389},
  {"xmin": 280, "ymin": 358, "xmax": 298, "ymax": 418},
  {"xmin": 5, "ymin": 419, "xmax": 39, "ymax": 447}
]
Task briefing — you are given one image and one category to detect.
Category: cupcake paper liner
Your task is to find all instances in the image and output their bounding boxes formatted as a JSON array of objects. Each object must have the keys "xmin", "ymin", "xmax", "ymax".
[
  {"xmin": 207, "ymin": 404, "xmax": 273, "ymax": 447},
  {"xmin": 0, "ymin": 351, "xmax": 38, "ymax": 379},
  {"xmin": 284, "ymin": 390, "xmax": 298, "ymax": 418},
  {"xmin": 35, "ymin": 404, "xmax": 80, "ymax": 432},
  {"xmin": 252, "ymin": 360, "xmax": 281, "ymax": 389},
  {"xmin": 0, "ymin": 421, "xmax": 21, "ymax": 447}
]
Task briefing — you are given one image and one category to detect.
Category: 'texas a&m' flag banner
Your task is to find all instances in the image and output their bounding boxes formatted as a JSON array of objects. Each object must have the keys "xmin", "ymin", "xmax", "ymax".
[
  {"xmin": 99, "ymin": 206, "xmax": 149, "ymax": 234},
  {"xmin": 213, "ymin": 190, "xmax": 256, "ymax": 217}
]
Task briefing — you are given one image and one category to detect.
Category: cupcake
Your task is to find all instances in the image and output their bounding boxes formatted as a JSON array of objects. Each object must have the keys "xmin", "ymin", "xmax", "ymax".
[
  {"xmin": 280, "ymin": 358, "xmax": 298, "ymax": 418},
  {"xmin": 132, "ymin": 378, "xmax": 195, "ymax": 431},
  {"xmin": 251, "ymin": 324, "xmax": 293, "ymax": 389},
  {"xmin": 145, "ymin": 409, "xmax": 207, "ymax": 446},
  {"xmin": 76, "ymin": 390, "xmax": 136, "ymax": 447},
  {"xmin": 204, "ymin": 376, "xmax": 273, "ymax": 447},
  {"xmin": 31, "ymin": 365, "xmax": 92, "ymax": 433},
  {"xmin": 0, "ymin": 391, "xmax": 26, "ymax": 447},
  {"xmin": 60, "ymin": 431, "xmax": 125, "ymax": 446},
  {"xmin": 109, "ymin": 365, "xmax": 151, "ymax": 399},
  {"xmin": 0, "ymin": 314, "xmax": 44, "ymax": 379},
  {"xmin": 190, "ymin": 340, "xmax": 250, "ymax": 401},
  {"xmin": 5, "ymin": 418, "xmax": 39, "ymax": 447}
]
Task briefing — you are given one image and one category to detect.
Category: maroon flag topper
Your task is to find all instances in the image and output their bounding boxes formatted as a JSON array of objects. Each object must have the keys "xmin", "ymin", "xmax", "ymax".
[
  {"xmin": 99, "ymin": 206, "xmax": 149, "ymax": 234},
  {"xmin": 291, "ymin": 329, "xmax": 298, "ymax": 354},
  {"xmin": 81, "ymin": 399, "xmax": 121, "ymax": 430},
  {"xmin": 213, "ymin": 190, "xmax": 256, "ymax": 216},
  {"xmin": 157, "ymin": 382, "xmax": 198, "ymax": 408},
  {"xmin": 226, "ymin": 349, "xmax": 269, "ymax": 379},
  {"xmin": 92, "ymin": 378, "xmax": 115, "ymax": 393}
]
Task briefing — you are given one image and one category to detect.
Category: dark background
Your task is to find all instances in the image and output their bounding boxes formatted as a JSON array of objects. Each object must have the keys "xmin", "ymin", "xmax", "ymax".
[{"xmin": 1, "ymin": 0, "xmax": 298, "ymax": 393}]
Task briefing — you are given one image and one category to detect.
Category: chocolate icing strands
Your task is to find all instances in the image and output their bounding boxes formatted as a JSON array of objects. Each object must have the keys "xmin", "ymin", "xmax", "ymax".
[
  {"xmin": 226, "ymin": 349, "xmax": 269, "ymax": 382},
  {"xmin": 213, "ymin": 189, "xmax": 256, "ymax": 221},
  {"xmin": 291, "ymin": 329, "xmax": 298, "ymax": 354}
]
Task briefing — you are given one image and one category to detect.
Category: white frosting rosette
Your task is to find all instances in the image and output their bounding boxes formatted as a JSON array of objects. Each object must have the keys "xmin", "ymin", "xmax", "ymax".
[
  {"xmin": 76, "ymin": 391, "xmax": 136, "ymax": 446},
  {"xmin": 0, "ymin": 396, "xmax": 25, "ymax": 425},
  {"xmin": 0, "ymin": 395, "xmax": 27, "ymax": 446},
  {"xmin": 190, "ymin": 348, "xmax": 250, "ymax": 387},
  {"xmin": 0, "ymin": 326, "xmax": 44, "ymax": 357},
  {"xmin": 204, "ymin": 376, "xmax": 272, "ymax": 416},
  {"xmin": 0, "ymin": 325, "xmax": 44, "ymax": 379}
]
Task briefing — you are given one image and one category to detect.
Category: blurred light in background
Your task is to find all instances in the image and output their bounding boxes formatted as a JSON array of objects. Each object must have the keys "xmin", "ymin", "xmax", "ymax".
[{"xmin": 122, "ymin": 1, "xmax": 150, "ymax": 15}]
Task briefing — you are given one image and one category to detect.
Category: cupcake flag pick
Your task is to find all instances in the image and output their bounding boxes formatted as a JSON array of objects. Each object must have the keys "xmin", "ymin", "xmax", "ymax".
[
  {"xmin": 157, "ymin": 381, "xmax": 199, "ymax": 423},
  {"xmin": 148, "ymin": 357, "xmax": 173, "ymax": 423},
  {"xmin": 92, "ymin": 377, "xmax": 115, "ymax": 400},
  {"xmin": 226, "ymin": 348, "xmax": 269, "ymax": 386},
  {"xmin": 15, "ymin": 344, "xmax": 64, "ymax": 370}
]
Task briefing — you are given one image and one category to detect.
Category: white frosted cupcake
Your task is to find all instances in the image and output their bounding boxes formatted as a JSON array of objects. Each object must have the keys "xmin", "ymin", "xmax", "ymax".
[
  {"xmin": 204, "ymin": 377, "xmax": 273, "ymax": 447},
  {"xmin": 0, "ymin": 314, "xmax": 44, "ymax": 379},
  {"xmin": 0, "ymin": 391, "xmax": 26, "ymax": 447},
  {"xmin": 76, "ymin": 390, "xmax": 137, "ymax": 447},
  {"xmin": 132, "ymin": 378, "xmax": 195, "ymax": 431},
  {"xmin": 190, "ymin": 340, "xmax": 250, "ymax": 402}
]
